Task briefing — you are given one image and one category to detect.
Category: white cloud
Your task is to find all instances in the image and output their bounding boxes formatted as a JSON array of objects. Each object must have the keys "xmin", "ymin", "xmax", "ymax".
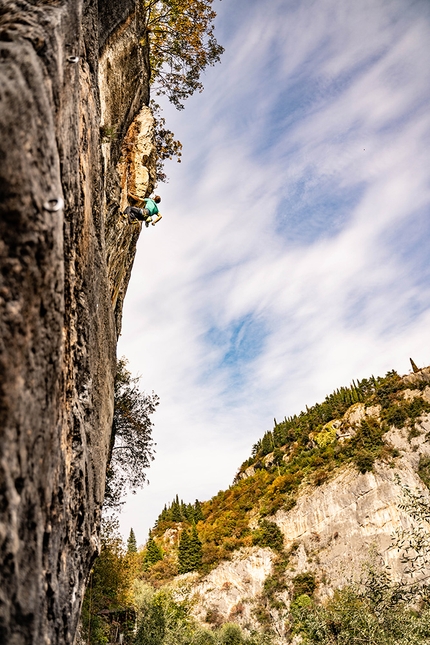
[{"xmin": 117, "ymin": 0, "xmax": 430, "ymax": 544}]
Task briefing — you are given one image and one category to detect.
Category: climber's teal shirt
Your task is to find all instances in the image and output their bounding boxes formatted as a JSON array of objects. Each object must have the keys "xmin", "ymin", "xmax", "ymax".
[{"xmin": 144, "ymin": 198, "xmax": 159, "ymax": 217}]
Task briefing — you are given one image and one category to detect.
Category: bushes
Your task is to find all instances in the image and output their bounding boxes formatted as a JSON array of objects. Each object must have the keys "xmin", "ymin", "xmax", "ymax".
[
  {"xmin": 418, "ymin": 456, "xmax": 430, "ymax": 489},
  {"xmin": 134, "ymin": 588, "xmax": 275, "ymax": 645},
  {"xmin": 353, "ymin": 449, "xmax": 375, "ymax": 474},
  {"xmin": 252, "ymin": 520, "xmax": 284, "ymax": 552},
  {"xmin": 291, "ymin": 586, "xmax": 430, "ymax": 644},
  {"xmin": 292, "ymin": 572, "xmax": 316, "ymax": 599}
]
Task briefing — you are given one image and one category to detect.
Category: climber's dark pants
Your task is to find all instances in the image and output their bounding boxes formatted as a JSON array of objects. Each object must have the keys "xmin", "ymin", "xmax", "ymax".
[{"xmin": 130, "ymin": 207, "xmax": 150, "ymax": 221}]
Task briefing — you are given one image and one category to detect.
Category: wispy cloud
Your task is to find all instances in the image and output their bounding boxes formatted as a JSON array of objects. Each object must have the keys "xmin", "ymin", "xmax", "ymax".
[{"xmin": 118, "ymin": 0, "xmax": 430, "ymax": 544}]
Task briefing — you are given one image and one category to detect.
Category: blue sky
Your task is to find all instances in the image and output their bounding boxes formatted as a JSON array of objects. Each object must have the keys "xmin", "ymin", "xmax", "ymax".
[{"xmin": 117, "ymin": 0, "xmax": 430, "ymax": 545}]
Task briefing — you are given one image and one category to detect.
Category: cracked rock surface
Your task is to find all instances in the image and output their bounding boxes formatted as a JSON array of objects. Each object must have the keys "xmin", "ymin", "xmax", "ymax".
[{"xmin": 0, "ymin": 1, "xmax": 155, "ymax": 642}]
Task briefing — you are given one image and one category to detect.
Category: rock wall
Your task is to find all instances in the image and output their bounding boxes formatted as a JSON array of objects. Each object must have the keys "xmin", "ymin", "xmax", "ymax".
[
  {"xmin": 0, "ymin": 1, "xmax": 156, "ymax": 642},
  {"xmin": 187, "ymin": 388, "xmax": 430, "ymax": 640}
]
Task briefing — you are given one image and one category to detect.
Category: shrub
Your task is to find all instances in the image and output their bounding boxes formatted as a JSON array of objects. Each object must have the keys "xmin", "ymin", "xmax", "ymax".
[
  {"xmin": 313, "ymin": 468, "xmax": 329, "ymax": 486},
  {"xmin": 353, "ymin": 449, "xmax": 375, "ymax": 474},
  {"xmin": 292, "ymin": 572, "xmax": 316, "ymax": 599},
  {"xmin": 218, "ymin": 623, "xmax": 245, "ymax": 645},
  {"xmin": 314, "ymin": 425, "xmax": 337, "ymax": 448},
  {"xmin": 418, "ymin": 456, "xmax": 430, "ymax": 489},
  {"xmin": 252, "ymin": 520, "xmax": 284, "ymax": 552},
  {"xmin": 386, "ymin": 405, "xmax": 408, "ymax": 429}
]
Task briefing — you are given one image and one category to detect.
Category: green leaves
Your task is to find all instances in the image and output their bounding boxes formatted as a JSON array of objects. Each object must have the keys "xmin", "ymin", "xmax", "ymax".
[
  {"xmin": 104, "ymin": 357, "xmax": 159, "ymax": 510},
  {"xmin": 252, "ymin": 520, "xmax": 284, "ymax": 552}
]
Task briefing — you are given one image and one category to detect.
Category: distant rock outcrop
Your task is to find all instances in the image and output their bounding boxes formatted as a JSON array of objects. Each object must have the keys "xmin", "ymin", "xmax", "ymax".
[
  {"xmin": 0, "ymin": 1, "xmax": 155, "ymax": 642},
  {"xmin": 174, "ymin": 373, "xmax": 430, "ymax": 640}
]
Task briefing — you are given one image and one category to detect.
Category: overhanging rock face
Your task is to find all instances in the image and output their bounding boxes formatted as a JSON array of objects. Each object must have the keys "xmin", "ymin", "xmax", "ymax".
[{"xmin": 0, "ymin": 1, "xmax": 156, "ymax": 642}]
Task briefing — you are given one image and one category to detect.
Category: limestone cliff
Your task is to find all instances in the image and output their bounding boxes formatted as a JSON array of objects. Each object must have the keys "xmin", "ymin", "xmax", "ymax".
[
  {"xmin": 165, "ymin": 370, "xmax": 430, "ymax": 641},
  {"xmin": 0, "ymin": 1, "xmax": 156, "ymax": 642}
]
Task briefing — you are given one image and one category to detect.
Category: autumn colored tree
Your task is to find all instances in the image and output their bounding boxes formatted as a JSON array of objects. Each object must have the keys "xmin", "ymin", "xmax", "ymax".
[
  {"xmin": 150, "ymin": 100, "xmax": 182, "ymax": 183},
  {"xmin": 81, "ymin": 519, "xmax": 136, "ymax": 644},
  {"xmin": 143, "ymin": 0, "xmax": 224, "ymax": 110}
]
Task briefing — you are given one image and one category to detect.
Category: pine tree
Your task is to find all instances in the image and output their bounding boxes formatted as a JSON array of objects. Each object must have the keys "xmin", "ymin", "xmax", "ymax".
[
  {"xmin": 188, "ymin": 524, "xmax": 202, "ymax": 571},
  {"xmin": 127, "ymin": 527, "xmax": 137, "ymax": 553},
  {"xmin": 193, "ymin": 500, "xmax": 204, "ymax": 522},
  {"xmin": 178, "ymin": 528, "xmax": 192, "ymax": 574},
  {"xmin": 144, "ymin": 532, "xmax": 163, "ymax": 568},
  {"xmin": 171, "ymin": 494, "xmax": 182, "ymax": 522},
  {"xmin": 178, "ymin": 525, "xmax": 202, "ymax": 574}
]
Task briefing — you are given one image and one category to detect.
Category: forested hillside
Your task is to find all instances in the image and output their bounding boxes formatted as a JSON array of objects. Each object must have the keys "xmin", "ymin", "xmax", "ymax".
[
  {"xmin": 83, "ymin": 364, "xmax": 430, "ymax": 644},
  {"xmin": 148, "ymin": 365, "xmax": 430, "ymax": 577}
]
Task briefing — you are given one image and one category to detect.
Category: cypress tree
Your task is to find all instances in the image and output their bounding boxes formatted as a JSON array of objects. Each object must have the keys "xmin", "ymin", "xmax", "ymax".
[{"xmin": 127, "ymin": 528, "xmax": 137, "ymax": 553}]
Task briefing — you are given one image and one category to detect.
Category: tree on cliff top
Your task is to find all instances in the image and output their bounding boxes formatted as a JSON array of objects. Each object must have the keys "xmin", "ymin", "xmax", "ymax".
[
  {"xmin": 143, "ymin": 0, "xmax": 224, "ymax": 109},
  {"xmin": 104, "ymin": 358, "xmax": 159, "ymax": 510}
]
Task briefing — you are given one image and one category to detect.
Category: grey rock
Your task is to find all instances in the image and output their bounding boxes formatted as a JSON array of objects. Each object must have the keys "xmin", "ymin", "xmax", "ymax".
[{"xmin": 0, "ymin": 1, "xmax": 154, "ymax": 642}]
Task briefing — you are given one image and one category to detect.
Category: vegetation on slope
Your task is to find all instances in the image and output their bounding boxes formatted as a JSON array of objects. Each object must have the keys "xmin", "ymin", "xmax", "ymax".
[
  {"xmin": 87, "ymin": 365, "xmax": 430, "ymax": 643},
  {"xmin": 146, "ymin": 369, "xmax": 430, "ymax": 581},
  {"xmin": 83, "ymin": 479, "xmax": 430, "ymax": 644}
]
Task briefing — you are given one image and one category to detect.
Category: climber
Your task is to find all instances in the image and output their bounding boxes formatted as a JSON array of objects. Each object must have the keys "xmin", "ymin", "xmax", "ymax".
[{"xmin": 123, "ymin": 194, "xmax": 162, "ymax": 228}]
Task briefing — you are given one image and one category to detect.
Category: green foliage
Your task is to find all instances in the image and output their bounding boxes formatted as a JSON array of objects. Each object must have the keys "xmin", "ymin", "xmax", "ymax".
[
  {"xmin": 150, "ymin": 101, "xmax": 182, "ymax": 183},
  {"xmin": 156, "ymin": 496, "xmax": 205, "ymax": 529},
  {"xmin": 128, "ymin": 528, "xmax": 138, "ymax": 553},
  {"xmin": 178, "ymin": 524, "xmax": 202, "ymax": 573},
  {"xmin": 81, "ymin": 519, "xmax": 138, "ymax": 644},
  {"xmin": 105, "ymin": 357, "xmax": 158, "ymax": 510},
  {"xmin": 144, "ymin": 533, "xmax": 164, "ymax": 568},
  {"xmin": 291, "ymin": 586, "xmax": 430, "ymax": 645},
  {"xmin": 143, "ymin": 0, "xmax": 224, "ymax": 110},
  {"xmin": 410, "ymin": 358, "xmax": 420, "ymax": 373},
  {"xmin": 135, "ymin": 599, "xmax": 166, "ymax": 645},
  {"xmin": 292, "ymin": 572, "xmax": 316, "ymax": 600},
  {"xmin": 353, "ymin": 448, "xmax": 375, "ymax": 473},
  {"xmin": 252, "ymin": 520, "xmax": 284, "ymax": 552},
  {"xmin": 314, "ymin": 424, "xmax": 337, "ymax": 448},
  {"xmin": 386, "ymin": 405, "xmax": 408, "ymax": 429},
  {"xmin": 252, "ymin": 371, "xmax": 405, "ymax": 462},
  {"xmin": 418, "ymin": 456, "xmax": 430, "ymax": 489},
  {"xmin": 134, "ymin": 586, "xmax": 271, "ymax": 645}
]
